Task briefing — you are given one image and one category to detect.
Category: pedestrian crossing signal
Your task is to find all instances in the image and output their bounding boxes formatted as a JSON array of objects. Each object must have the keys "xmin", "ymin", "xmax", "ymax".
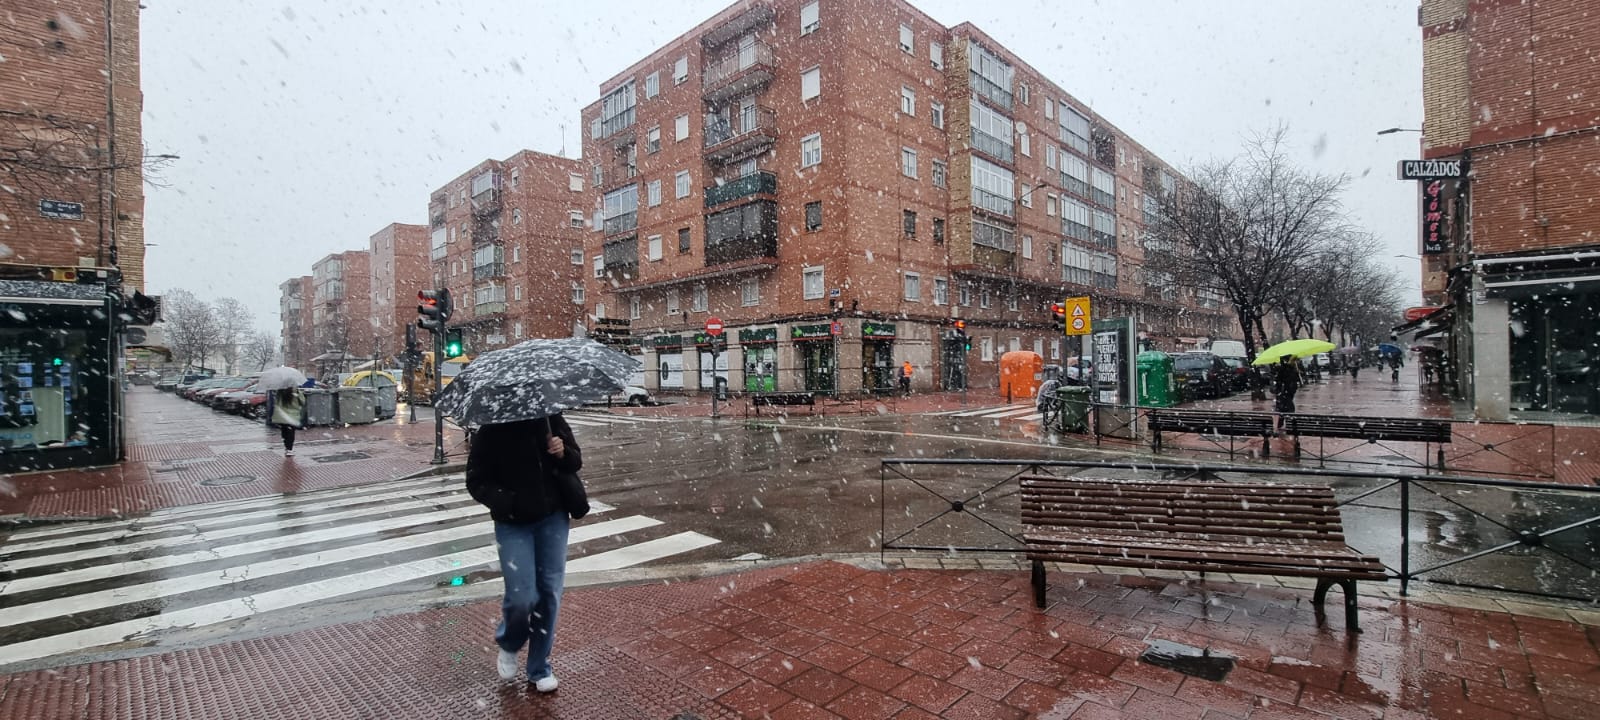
[{"xmin": 444, "ymin": 329, "xmax": 465, "ymax": 359}]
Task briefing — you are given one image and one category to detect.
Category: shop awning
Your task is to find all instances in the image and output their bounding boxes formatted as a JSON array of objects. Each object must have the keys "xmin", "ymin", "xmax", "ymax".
[
  {"xmin": 1477, "ymin": 250, "xmax": 1600, "ymax": 297},
  {"xmin": 1391, "ymin": 304, "xmax": 1453, "ymax": 335},
  {"xmin": 0, "ymin": 279, "xmax": 109, "ymax": 306}
]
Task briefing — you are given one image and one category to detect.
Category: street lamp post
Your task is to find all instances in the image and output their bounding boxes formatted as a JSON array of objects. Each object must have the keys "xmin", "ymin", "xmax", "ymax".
[{"xmin": 1376, "ymin": 127, "xmax": 1422, "ymax": 135}]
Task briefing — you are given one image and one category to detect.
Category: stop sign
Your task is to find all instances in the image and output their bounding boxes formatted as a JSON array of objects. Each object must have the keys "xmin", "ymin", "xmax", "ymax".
[{"xmin": 705, "ymin": 317, "xmax": 724, "ymax": 337}]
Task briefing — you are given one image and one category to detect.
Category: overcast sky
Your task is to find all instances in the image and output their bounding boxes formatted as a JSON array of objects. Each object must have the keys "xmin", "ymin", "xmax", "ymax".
[{"xmin": 140, "ymin": 0, "xmax": 1423, "ymax": 333}]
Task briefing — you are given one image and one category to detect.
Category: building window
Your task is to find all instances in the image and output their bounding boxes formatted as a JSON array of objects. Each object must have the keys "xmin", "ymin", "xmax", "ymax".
[
  {"xmin": 900, "ymin": 86, "xmax": 916, "ymax": 116},
  {"xmin": 933, "ymin": 277, "xmax": 948, "ymax": 305},
  {"xmin": 1045, "ymin": 98, "xmax": 1053, "ymax": 120},
  {"xmin": 801, "ymin": 66, "xmax": 821, "ymax": 102},
  {"xmin": 512, "ymin": 246, "xmax": 521, "ymax": 263},
  {"xmin": 572, "ymin": 285, "xmax": 584, "ymax": 304},
  {"xmin": 898, "ymin": 23, "xmax": 913, "ymax": 53},
  {"xmin": 900, "ymin": 147, "xmax": 918, "ymax": 178},
  {"xmin": 644, "ymin": 71, "xmax": 660, "ymax": 99},
  {"xmin": 515, "ymin": 285, "xmax": 524, "ymax": 301},
  {"xmin": 647, "ymin": 180, "xmax": 662, "ymax": 207},
  {"xmin": 1022, "ymin": 234, "xmax": 1033, "ymax": 259},
  {"xmin": 647, "ymin": 234, "xmax": 663, "ymax": 261},
  {"xmin": 1046, "ymin": 144, "xmax": 1057, "ymax": 170},
  {"xmin": 674, "ymin": 114, "xmax": 689, "ymax": 142},
  {"xmin": 1007, "ymin": 293, "xmax": 1019, "ymax": 311},
  {"xmin": 673, "ymin": 56, "xmax": 688, "ymax": 84},
  {"xmin": 569, "ymin": 210, "xmax": 585, "ymax": 228},
  {"xmin": 675, "ymin": 170, "xmax": 691, "ymax": 199},
  {"xmin": 930, "ymin": 42, "xmax": 943, "ymax": 70},
  {"xmin": 930, "ymin": 101, "xmax": 944, "ymax": 129},
  {"xmin": 801, "ymin": 133, "xmax": 822, "ymax": 167},
  {"xmin": 571, "ymin": 249, "xmax": 583, "ymax": 265},
  {"xmin": 666, "ymin": 288, "xmax": 680, "ymax": 314},
  {"xmin": 803, "ymin": 266, "xmax": 824, "ymax": 299},
  {"xmin": 931, "ymin": 160, "xmax": 947, "ymax": 188},
  {"xmin": 1019, "ymin": 131, "xmax": 1031, "ymax": 157},
  {"xmin": 959, "ymin": 284, "xmax": 972, "ymax": 306},
  {"xmin": 509, "ymin": 169, "xmax": 520, "ymax": 188},
  {"xmin": 512, "ymin": 208, "xmax": 522, "ymax": 225},
  {"xmin": 1051, "ymin": 339, "xmax": 1061, "ymax": 360},
  {"xmin": 514, "ymin": 321, "xmax": 525, "ymax": 339},
  {"xmin": 1060, "ymin": 104, "xmax": 1090, "ymax": 154},
  {"xmin": 903, "ymin": 272, "xmax": 921, "ymax": 301},
  {"xmin": 1020, "ymin": 183, "xmax": 1033, "ymax": 208},
  {"xmin": 568, "ymin": 173, "xmax": 583, "ymax": 192},
  {"xmin": 932, "ymin": 217, "xmax": 945, "ymax": 244},
  {"xmin": 980, "ymin": 287, "xmax": 991, "ymax": 308},
  {"xmin": 593, "ymin": 255, "xmax": 604, "ymax": 278},
  {"xmin": 981, "ymin": 336, "xmax": 994, "ymax": 361},
  {"xmin": 591, "ymin": 164, "xmax": 602, "ymax": 186},
  {"xmin": 741, "ymin": 277, "xmax": 760, "ymax": 306},
  {"xmin": 629, "ymin": 294, "xmax": 641, "ymax": 320},
  {"xmin": 646, "ymin": 126, "xmax": 661, "ymax": 153},
  {"xmin": 805, "ymin": 201, "xmax": 822, "ymax": 231},
  {"xmin": 800, "ymin": 0, "xmax": 820, "ymax": 34},
  {"xmin": 902, "ymin": 209, "xmax": 917, "ymax": 238},
  {"xmin": 1046, "ymin": 194, "xmax": 1058, "ymax": 217},
  {"xmin": 1019, "ymin": 82, "xmax": 1030, "ymax": 105},
  {"xmin": 678, "ymin": 227, "xmax": 691, "ymax": 253},
  {"xmin": 692, "ymin": 284, "xmax": 708, "ymax": 312}
]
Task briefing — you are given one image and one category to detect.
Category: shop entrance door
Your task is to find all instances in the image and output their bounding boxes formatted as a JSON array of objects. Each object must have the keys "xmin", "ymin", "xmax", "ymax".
[
  {"xmin": 744, "ymin": 346, "xmax": 776, "ymax": 392},
  {"xmin": 800, "ymin": 342, "xmax": 835, "ymax": 395},
  {"xmin": 861, "ymin": 340, "xmax": 894, "ymax": 393},
  {"xmin": 941, "ymin": 335, "xmax": 968, "ymax": 391}
]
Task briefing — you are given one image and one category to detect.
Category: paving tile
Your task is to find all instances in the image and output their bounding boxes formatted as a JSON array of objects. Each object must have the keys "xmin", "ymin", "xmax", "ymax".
[
  {"xmin": 1518, "ymin": 629, "xmax": 1600, "ymax": 664},
  {"xmin": 889, "ymin": 707, "xmax": 942, "ymax": 720},
  {"xmin": 841, "ymin": 656, "xmax": 915, "ymax": 693},
  {"xmin": 768, "ymin": 629, "xmax": 830, "ymax": 658},
  {"xmin": 801, "ymin": 642, "xmax": 870, "ymax": 674},
  {"xmin": 1065, "ymin": 700, "xmax": 1129, "ymax": 719},
  {"xmin": 782, "ymin": 667, "xmax": 858, "ymax": 707},
  {"xmin": 1003, "ymin": 650, "xmax": 1076, "ymax": 686},
  {"xmin": 906, "ymin": 623, "xmax": 968, "ymax": 652},
  {"xmin": 939, "ymin": 691, "xmax": 1028, "ymax": 720},
  {"xmin": 1058, "ymin": 672, "xmax": 1139, "ymax": 708},
  {"xmin": 1266, "ymin": 658, "xmax": 1345, "ymax": 692},
  {"xmin": 681, "ymin": 659, "xmax": 751, "ymax": 699},
  {"xmin": 1295, "ymin": 684, "xmax": 1382, "ymax": 719},
  {"xmin": 1172, "ymin": 676, "xmax": 1259, "ymax": 718},
  {"xmin": 1054, "ymin": 643, "xmax": 1127, "ymax": 675},
  {"xmin": 1464, "ymin": 679, "xmax": 1547, "ymax": 718},
  {"xmin": 899, "ymin": 647, "xmax": 969, "ymax": 680},
  {"xmin": 1222, "ymin": 665, "xmax": 1302, "ymax": 705},
  {"xmin": 823, "ymin": 685, "xmax": 907, "ymax": 720},
  {"xmin": 769, "ymin": 699, "xmax": 843, "ymax": 720},
  {"xmin": 1543, "ymin": 691, "xmax": 1600, "ymax": 720},
  {"xmin": 742, "ymin": 652, "xmax": 812, "ymax": 686},
  {"xmin": 1121, "ymin": 687, "xmax": 1205, "ymax": 720},
  {"xmin": 857, "ymin": 632, "xmax": 921, "ymax": 662},
  {"xmin": 948, "ymin": 662, "xmax": 1026, "ymax": 701},
  {"xmin": 868, "ymin": 611, "xmax": 927, "ymax": 638},
  {"xmin": 642, "ymin": 643, "xmax": 715, "ymax": 678},
  {"xmin": 888, "ymin": 673, "xmax": 968, "ymax": 714},
  {"xmin": 735, "ymin": 616, "xmax": 799, "ymax": 643},
  {"xmin": 717, "ymin": 678, "xmax": 796, "ymax": 718},
  {"xmin": 1499, "ymin": 601, "xmax": 1579, "ymax": 622},
  {"xmin": 1110, "ymin": 658, "xmax": 1186, "ymax": 696},
  {"xmin": 1004, "ymin": 680, "xmax": 1084, "ymax": 719},
  {"xmin": 952, "ymin": 637, "xmax": 1022, "ymax": 669},
  {"xmin": 677, "ymin": 625, "xmax": 741, "ymax": 653}
]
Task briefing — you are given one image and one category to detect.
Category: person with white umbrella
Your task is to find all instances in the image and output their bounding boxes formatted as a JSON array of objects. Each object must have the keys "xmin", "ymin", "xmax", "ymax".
[{"xmin": 258, "ymin": 366, "xmax": 308, "ymax": 457}]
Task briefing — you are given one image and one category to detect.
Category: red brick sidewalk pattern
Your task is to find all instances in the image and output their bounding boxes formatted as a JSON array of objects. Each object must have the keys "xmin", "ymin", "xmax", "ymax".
[{"xmin": 2, "ymin": 561, "xmax": 1594, "ymax": 719}]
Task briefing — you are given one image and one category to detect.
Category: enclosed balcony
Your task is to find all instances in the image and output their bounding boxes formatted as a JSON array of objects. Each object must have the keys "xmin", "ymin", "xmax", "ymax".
[
  {"xmin": 704, "ymin": 200, "xmax": 777, "ymax": 267},
  {"xmin": 603, "ymin": 236, "xmax": 639, "ymax": 279},
  {"xmin": 969, "ymin": 70, "xmax": 1013, "ymax": 109},
  {"xmin": 703, "ymin": 40, "xmax": 775, "ymax": 104},
  {"xmin": 703, "ymin": 106, "xmax": 777, "ymax": 163},
  {"xmin": 602, "ymin": 211, "xmax": 638, "ymax": 237},
  {"xmin": 701, "ymin": 4, "xmax": 775, "ymax": 49},
  {"xmin": 704, "ymin": 171, "xmax": 777, "ymax": 208}
]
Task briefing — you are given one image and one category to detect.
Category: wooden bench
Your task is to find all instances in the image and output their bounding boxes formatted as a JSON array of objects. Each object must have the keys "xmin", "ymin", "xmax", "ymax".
[
  {"xmin": 1147, "ymin": 409, "xmax": 1276, "ymax": 457},
  {"xmin": 1020, "ymin": 475, "xmax": 1387, "ymax": 631},
  {"xmin": 1284, "ymin": 414, "xmax": 1452, "ymax": 470}
]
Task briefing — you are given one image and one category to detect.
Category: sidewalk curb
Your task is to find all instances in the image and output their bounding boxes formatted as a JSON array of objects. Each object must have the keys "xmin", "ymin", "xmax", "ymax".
[{"xmin": 397, "ymin": 462, "xmax": 467, "ymax": 480}]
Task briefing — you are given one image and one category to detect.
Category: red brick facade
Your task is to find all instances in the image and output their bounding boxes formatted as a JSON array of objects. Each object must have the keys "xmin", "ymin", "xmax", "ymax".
[
  {"xmin": 0, "ymin": 0, "xmax": 145, "ymax": 291},
  {"xmin": 279, "ymin": 276, "xmax": 314, "ymax": 369},
  {"xmin": 579, "ymin": 0, "xmax": 1233, "ymax": 394},
  {"xmin": 427, "ymin": 151, "xmax": 588, "ymax": 356},
  {"xmin": 368, "ymin": 223, "xmax": 430, "ymax": 361},
  {"xmin": 308, "ymin": 251, "xmax": 372, "ymax": 375}
]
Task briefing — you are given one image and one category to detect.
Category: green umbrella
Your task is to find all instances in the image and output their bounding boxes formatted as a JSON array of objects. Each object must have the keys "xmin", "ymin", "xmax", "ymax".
[{"xmin": 1251, "ymin": 338, "xmax": 1336, "ymax": 366}]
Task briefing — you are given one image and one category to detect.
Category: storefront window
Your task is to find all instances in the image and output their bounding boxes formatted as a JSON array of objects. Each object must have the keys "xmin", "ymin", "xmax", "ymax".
[
  {"xmin": 0, "ymin": 328, "xmax": 97, "ymax": 453},
  {"xmin": 1509, "ymin": 291, "xmax": 1600, "ymax": 415}
]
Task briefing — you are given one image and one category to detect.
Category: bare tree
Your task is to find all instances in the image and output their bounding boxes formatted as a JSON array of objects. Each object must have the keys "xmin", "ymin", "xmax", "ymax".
[
  {"xmin": 1147, "ymin": 126, "xmax": 1350, "ymax": 364},
  {"xmin": 162, "ymin": 289, "xmax": 224, "ymax": 371},
  {"xmin": 0, "ymin": 107, "xmax": 174, "ymax": 211},
  {"xmin": 212, "ymin": 297, "xmax": 254, "ymax": 373},
  {"xmin": 241, "ymin": 331, "xmax": 278, "ymax": 372}
]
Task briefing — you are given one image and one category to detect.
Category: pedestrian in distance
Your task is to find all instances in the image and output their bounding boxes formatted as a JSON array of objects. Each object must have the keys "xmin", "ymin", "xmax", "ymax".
[
  {"xmin": 1272, "ymin": 356, "xmax": 1301, "ymax": 425},
  {"xmin": 466, "ymin": 414, "xmax": 584, "ymax": 692},
  {"xmin": 269, "ymin": 386, "xmax": 306, "ymax": 457},
  {"xmin": 1350, "ymin": 358, "xmax": 1360, "ymax": 382},
  {"xmin": 900, "ymin": 360, "xmax": 914, "ymax": 396}
]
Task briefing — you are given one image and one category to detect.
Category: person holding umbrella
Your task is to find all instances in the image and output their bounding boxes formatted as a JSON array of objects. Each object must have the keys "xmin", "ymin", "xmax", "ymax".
[
  {"xmin": 436, "ymin": 337, "xmax": 639, "ymax": 691},
  {"xmin": 258, "ymin": 366, "xmax": 309, "ymax": 457},
  {"xmin": 1273, "ymin": 355, "xmax": 1302, "ymax": 416}
]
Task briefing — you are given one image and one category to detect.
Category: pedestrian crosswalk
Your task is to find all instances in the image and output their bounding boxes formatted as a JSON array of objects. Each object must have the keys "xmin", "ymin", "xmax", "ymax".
[
  {"xmin": 924, "ymin": 404, "xmax": 1045, "ymax": 423},
  {"xmin": 0, "ymin": 474, "xmax": 720, "ymax": 668},
  {"xmin": 563, "ymin": 409, "xmax": 684, "ymax": 429}
]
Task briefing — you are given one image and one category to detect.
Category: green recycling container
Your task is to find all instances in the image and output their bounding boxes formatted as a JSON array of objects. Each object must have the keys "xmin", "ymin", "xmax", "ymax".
[
  {"xmin": 1055, "ymin": 385, "xmax": 1091, "ymax": 432},
  {"xmin": 1136, "ymin": 351, "xmax": 1176, "ymax": 407}
]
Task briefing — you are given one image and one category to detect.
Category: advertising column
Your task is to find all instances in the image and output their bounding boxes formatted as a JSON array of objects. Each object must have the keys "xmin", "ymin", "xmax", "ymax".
[{"xmin": 1091, "ymin": 317, "xmax": 1137, "ymax": 439}]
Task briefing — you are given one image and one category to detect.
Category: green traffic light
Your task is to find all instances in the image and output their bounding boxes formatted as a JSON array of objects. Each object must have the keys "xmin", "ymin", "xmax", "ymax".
[{"xmin": 52, "ymin": 357, "xmax": 63, "ymax": 366}]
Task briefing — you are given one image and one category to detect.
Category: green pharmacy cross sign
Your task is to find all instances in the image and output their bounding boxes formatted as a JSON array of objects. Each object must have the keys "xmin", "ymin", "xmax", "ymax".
[{"xmin": 862, "ymin": 322, "xmax": 896, "ymax": 339}]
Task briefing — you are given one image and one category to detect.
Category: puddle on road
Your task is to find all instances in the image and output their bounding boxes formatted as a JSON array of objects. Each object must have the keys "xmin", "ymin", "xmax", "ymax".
[
  {"xmin": 309, "ymin": 451, "xmax": 373, "ymax": 463},
  {"xmin": 1138, "ymin": 639, "xmax": 1236, "ymax": 681}
]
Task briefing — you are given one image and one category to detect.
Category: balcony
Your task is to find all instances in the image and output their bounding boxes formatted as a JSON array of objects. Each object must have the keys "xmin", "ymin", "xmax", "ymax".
[
  {"xmin": 603, "ymin": 236, "xmax": 639, "ymax": 279},
  {"xmin": 471, "ymin": 188, "xmax": 500, "ymax": 216},
  {"xmin": 971, "ymin": 187, "xmax": 1015, "ymax": 218},
  {"xmin": 602, "ymin": 210, "xmax": 638, "ymax": 237},
  {"xmin": 704, "ymin": 171, "xmax": 777, "ymax": 208},
  {"xmin": 970, "ymin": 128, "xmax": 1014, "ymax": 164},
  {"xmin": 704, "ymin": 106, "xmax": 778, "ymax": 162},
  {"xmin": 701, "ymin": 4, "xmax": 775, "ymax": 48},
  {"xmin": 704, "ymin": 200, "xmax": 777, "ymax": 267},
  {"xmin": 591, "ymin": 108, "xmax": 637, "ymax": 144},
  {"xmin": 473, "ymin": 262, "xmax": 505, "ymax": 282},
  {"xmin": 1091, "ymin": 188, "xmax": 1114, "ymax": 208},
  {"xmin": 972, "ymin": 216, "xmax": 1016, "ymax": 252},
  {"xmin": 969, "ymin": 70, "xmax": 1013, "ymax": 109},
  {"xmin": 703, "ymin": 40, "xmax": 775, "ymax": 104}
]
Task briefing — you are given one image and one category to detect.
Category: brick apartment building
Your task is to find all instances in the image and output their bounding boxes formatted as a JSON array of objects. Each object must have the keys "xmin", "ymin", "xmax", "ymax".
[
  {"xmin": 428, "ymin": 150, "xmax": 589, "ymax": 355},
  {"xmin": 307, "ymin": 251, "xmax": 372, "ymax": 379},
  {"xmin": 1412, "ymin": 0, "xmax": 1600, "ymax": 421},
  {"xmin": 368, "ymin": 223, "xmax": 430, "ymax": 361},
  {"xmin": 578, "ymin": 0, "xmax": 1233, "ymax": 396},
  {"xmin": 278, "ymin": 276, "xmax": 314, "ymax": 369},
  {"xmin": 0, "ymin": 0, "xmax": 146, "ymax": 290}
]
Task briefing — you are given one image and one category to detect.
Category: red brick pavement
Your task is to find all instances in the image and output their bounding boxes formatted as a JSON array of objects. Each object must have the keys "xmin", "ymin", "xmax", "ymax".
[
  {"xmin": 1, "ymin": 560, "xmax": 1595, "ymax": 719},
  {"xmin": 0, "ymin": 388, "xmax": 466, "ymax": 519}
]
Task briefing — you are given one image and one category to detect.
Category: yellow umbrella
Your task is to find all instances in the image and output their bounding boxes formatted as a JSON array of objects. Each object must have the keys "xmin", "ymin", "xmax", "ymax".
[{"xmin": 1251, "ymin": 339, "xmax": 1336, "ymax": 366}]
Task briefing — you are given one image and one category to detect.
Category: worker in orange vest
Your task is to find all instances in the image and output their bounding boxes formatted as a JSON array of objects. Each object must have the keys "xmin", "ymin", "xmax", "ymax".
[{"xmin": 900, "ymin": 360, "xmax": 913, "ymax": 396}]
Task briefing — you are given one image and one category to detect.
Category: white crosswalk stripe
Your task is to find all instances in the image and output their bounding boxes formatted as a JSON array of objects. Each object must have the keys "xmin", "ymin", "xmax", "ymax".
[
  {"xmin": 0, "ymin": 474, "xmax": 722, "ymax": 668},
  {"xmin": 563, "ymin": 410, "xmax": 683, "ymax": 428}
]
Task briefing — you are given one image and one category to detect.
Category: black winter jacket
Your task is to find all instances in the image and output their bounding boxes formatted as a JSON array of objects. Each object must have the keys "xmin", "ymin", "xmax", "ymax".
[{"xmin": 464, "ymin": 415, "xmax": 583, "ymax": 524}]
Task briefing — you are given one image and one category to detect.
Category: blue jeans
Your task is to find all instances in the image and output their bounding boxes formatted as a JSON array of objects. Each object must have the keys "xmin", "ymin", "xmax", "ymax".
[{"xmin": 493, "ymin": 512, "xmax": 570, "ymax": 680}]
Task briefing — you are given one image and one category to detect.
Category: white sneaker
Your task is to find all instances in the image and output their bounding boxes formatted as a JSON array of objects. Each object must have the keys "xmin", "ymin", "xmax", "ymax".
[
  {"xmin": 533, "ymin": 675, "xmax": 559, "ymax": 693},
  {"xmin": 496, "ymin": 650, "xmax": 518, "ymax": 681},
  {"xmin": 285, "ymin": 450, "xmax": 294, "ymax": 457}
]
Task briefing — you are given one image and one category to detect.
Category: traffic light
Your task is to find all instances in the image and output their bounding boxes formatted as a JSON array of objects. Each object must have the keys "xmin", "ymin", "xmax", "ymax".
[
  {"xmin": 444, "ymin": 328, "xmax": 465, "ymax": 358},
  {"xmin": 1051, "ymin": 302, "xmax": 1068, "ymax": 335},
  {"xmin": 404, "ymin": 323, "xmax": 419, "ymax": 354},
  {"xmin": 417, "ymin": 288, "xmax": 452, "ymax": 334},
  {"xmin": 952, "ymin": 319, "xmax": 971, "ymax": 353}
]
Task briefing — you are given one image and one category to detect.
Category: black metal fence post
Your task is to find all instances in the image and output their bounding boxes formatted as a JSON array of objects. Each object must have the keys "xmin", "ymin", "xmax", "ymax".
[{"xmin": 1399, "ymin": 477, "xmax": 1411, "ymax": 596}]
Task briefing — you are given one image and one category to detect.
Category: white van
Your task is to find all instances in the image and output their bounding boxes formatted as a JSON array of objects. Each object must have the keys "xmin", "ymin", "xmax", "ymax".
[{"xmin": 1209, "ymin": 340, "xmax": 1247, "ymax": 360}]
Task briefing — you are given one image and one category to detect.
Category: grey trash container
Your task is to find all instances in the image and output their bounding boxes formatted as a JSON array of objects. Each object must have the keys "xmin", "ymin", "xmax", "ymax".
[
  {"xmin": 1056, "ymin": 385, "xmax": 1092, "ymax": 433},
  {"xmin": 336, "ymin": 386, "xmax": 376, "ymax": 425},
  {"xmin": 303, "ymin": 388, "xmax": 336, "ymax": 427},
  {"xmin": 372, "ymin": 384, "xmax": 397, "ymax": 419}
]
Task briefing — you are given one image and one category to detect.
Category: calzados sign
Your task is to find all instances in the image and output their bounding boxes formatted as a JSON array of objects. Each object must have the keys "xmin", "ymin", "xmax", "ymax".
[{"xmin": 1397, "ymin": 159, "xmax": 1465, "ymax": 180}]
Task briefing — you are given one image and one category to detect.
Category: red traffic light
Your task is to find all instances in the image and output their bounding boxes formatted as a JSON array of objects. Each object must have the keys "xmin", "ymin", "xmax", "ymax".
[
  {"xmin": 418, "ymin": 291, "xmax": 438, "ymax": 308},
  {"xmin": 1051, "ymin": 303, "xmax": 1066, "ymax": 316},
  {"xmin": 953, "ymin": 319, "xmax": 966, "ymax": 331}
]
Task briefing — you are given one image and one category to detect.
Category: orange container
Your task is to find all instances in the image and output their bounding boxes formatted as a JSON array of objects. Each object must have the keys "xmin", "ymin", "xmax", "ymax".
[{"xmin": 999, "ymin": 350, "xmax": 1045, "ymax": 400}]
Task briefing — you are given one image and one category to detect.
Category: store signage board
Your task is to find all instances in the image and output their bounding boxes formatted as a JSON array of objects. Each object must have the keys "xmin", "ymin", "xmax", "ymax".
[{"xmin": 1397, "ymin": 159, "xmax": 1465, "ymax": 180}]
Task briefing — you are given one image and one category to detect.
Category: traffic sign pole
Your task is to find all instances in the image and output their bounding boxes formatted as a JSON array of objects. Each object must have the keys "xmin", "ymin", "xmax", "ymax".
[{"xmin": 706, "ymin": 318, "xmax": 724, "ymax": 419}]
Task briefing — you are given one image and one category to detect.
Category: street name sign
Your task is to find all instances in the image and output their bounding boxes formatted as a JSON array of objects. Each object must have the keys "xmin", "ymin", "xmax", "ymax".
[{"xmin": 1397, "ymin": 159, "xmax": 1465, "ymax": 180}]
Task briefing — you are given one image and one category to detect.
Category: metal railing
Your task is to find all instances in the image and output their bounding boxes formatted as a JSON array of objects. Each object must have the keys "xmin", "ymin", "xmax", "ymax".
[
  {"xmin": 602, "ymin": 211, "xmax": 637, "ymax": 237},
  {"xmin": 703, "ymin": 40, "xmax": 775, "ymax": 89},
  {"xmin": 705, "ymin": 171, "xmax": 777, "ymax": 207},
  {"xmin": 968, "ymin": 70, "xmax": 1013, "ymax": 109},
  {"xmin": 971, "ymin": 187, "xmax": 1015, "ymax": 218},
  {"xmin": 704, "ymin": 106, "xmax": 778, "ymax": 149},
  {"xmin": 879, "ymin": 458, "xmax": 1600, "ymax": 602},
  {"xmin": 969, "ymin": 128, "xmax": 1014, "ymax": 163}
]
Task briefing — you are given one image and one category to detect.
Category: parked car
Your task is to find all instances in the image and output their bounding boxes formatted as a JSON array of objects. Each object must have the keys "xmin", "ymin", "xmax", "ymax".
[
  {"xmin": 1172, "ymin": 352, "xmax": 1230, "ymax": 401},
  {"xmin": 1219, "ymin": 357, "xmax": 1253, "ymax": 392},
  {"xmin": 216, "ymin": 383, "xmax": 266, "ymax": 417},
  {"xmin": 182, "ymin": 377, "xmax": 232, "ymax": 400},
  {"xmin": 201, "ymin": 377, "xmax": 255, "ymax": 407},
  {"xmin": 596, "ymin": 385, "xmax": 651, "ymax": 406},
  {"xmin": 161, "ymin": 372, "xmax": 209, "ymax": 392}
]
